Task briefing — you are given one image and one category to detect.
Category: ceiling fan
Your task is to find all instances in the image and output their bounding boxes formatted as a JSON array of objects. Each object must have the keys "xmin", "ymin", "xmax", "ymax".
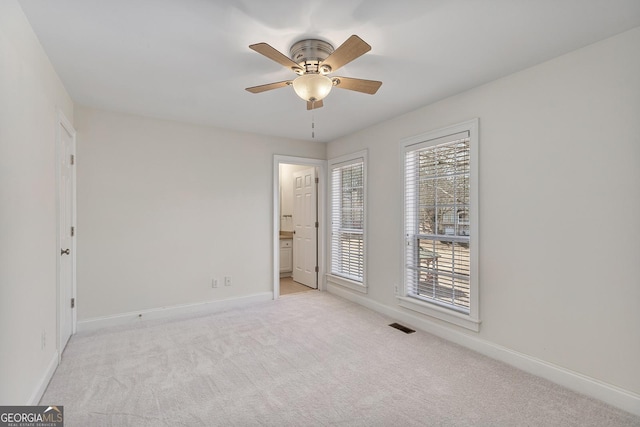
[{"xmin": 245, "ymin": 35, "xmax": 382, "ymax": 110}]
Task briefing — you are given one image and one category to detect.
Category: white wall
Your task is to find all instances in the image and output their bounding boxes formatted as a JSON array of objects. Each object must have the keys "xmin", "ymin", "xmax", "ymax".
[
  {"xmin": 0, "ymin": 1, "xmax": 74, "ymax": 404},
  {"xmin": 75, "ymin": 107, "xmax": 325, "ymax": 321},
  {"xmin": 2, "ymin": 0, "xmax": 636, "ymax": 409},
  {"xmin": 327, "ymin": 28, "xmax": 640, "ymax": 399}
]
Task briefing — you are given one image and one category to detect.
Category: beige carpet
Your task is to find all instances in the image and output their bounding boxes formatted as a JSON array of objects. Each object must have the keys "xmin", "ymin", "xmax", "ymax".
[{"xmin": 41, "ymin": 292, "xmax": 639, "ymax": 426}]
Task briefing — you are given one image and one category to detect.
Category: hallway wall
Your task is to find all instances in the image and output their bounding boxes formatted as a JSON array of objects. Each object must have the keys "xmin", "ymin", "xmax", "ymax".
[{"xmin": 0, "ymin": 0, "xmax": 74, "ymax": 403}]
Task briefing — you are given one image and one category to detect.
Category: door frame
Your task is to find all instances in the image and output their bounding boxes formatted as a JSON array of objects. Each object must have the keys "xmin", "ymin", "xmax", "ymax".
[
  {"xmin": 273, "ymin": 155, "xmax": 326, "ymax": 299},
  {"xmin": 55, "ymin": 109, "xmax": 77, "ymax": 361}
]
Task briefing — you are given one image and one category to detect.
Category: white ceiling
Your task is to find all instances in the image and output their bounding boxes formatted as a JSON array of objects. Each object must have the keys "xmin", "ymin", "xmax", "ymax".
[{"xmin": 18, "ymin": 0, "xmax": 640, "ymax": 142}]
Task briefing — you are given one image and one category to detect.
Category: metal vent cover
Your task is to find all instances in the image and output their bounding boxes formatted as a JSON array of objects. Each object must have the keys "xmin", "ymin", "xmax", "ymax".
[{"xmin": 389, "ymin": 323, "xmax": 416, "ymax": 334}]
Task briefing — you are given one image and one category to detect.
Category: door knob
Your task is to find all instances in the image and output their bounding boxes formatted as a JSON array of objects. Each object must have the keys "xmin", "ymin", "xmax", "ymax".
[{"xmin": 61, "ymin": 248, "xmax": 70, "ymax": 256}]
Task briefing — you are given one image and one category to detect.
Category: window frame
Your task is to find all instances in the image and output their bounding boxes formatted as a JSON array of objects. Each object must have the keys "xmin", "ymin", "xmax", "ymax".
[
  {"xmin": 399, "ymin": 119, "xmax": 480, "ymax": 331},
  {"xmin": 327, "ymin": 150, "xmax": 368, "ymax": 293}
]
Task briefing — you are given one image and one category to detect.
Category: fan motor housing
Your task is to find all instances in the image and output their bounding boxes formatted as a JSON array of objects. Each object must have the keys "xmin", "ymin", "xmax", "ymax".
[{"xmin": 290, "ymin": 39, "xmax": 334, "ymax": 74}]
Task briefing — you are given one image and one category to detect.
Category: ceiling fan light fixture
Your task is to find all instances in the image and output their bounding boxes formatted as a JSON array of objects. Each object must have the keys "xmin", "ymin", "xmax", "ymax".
[
  {"xmin": 246, "ymin": 35, "xmax": 381, "ymax": 109},
  {"xmin": 292, "ymin": 73, "xmax": 333, "ymax": 102}
]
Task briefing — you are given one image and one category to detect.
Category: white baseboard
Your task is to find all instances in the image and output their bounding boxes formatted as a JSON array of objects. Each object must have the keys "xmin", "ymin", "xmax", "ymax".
[
  {"xmin": 28, "ymin": 351, "xmax": 59, "ymax": 405},
  {"xmin": 327, "ymin": 284, "xmax": 640, "ymax": 417},
  {"xmin": 77, "ymin": 292, "xmax": 273, "ymax": 333}
]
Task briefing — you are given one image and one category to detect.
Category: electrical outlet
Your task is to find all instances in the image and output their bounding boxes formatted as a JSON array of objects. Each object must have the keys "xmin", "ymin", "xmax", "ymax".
[
  {"xmin": 224, "ymin": 276, "xmax": 232, "ymax": 286},
  {"xmin": 41, "ymin": 330, "xmax": 46, "ymax": 349},
  {"xmin": 212, "ymin": 278, "xmax": 218, "ymax": 288}
]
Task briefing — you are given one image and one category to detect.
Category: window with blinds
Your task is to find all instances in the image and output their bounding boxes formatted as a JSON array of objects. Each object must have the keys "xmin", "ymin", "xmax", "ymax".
[
  {"xmin": 329, "ymin": 154, "xmax": 366, "ymax": 286},
  {"xmin": 402, "ymin": 120, "xmax": 478, "ymax": 328}
]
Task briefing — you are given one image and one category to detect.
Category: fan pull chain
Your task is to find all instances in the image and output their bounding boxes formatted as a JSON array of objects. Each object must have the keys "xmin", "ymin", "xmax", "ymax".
[{"xmin": 311, "ymin": 101, "xmax": 315, "ymax": 139}]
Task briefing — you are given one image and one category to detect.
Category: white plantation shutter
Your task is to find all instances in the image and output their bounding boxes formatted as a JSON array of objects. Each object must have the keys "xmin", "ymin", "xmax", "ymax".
[
  {"xmin": 404, "ymin": 130, "xmax": 472, "ymax": 314},
  {"xmin": 330, "ymin": 157, "xmax": 365, "ymax": 283}
]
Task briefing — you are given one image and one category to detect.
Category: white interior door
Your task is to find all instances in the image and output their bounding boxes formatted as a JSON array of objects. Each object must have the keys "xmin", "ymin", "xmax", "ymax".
[
  {"xmin": 58, "ymin": 114, "xmax": 76, "ymax": 354},
  {"xmin": 292, "ymin": 167, "xmax": 317, "ymax": 288}
]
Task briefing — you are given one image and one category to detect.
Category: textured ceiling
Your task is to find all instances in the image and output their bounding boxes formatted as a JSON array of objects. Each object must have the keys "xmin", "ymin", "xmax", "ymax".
[{"xmin": 18, "ymin": 0, "xmax": 640, "ymax": 142}]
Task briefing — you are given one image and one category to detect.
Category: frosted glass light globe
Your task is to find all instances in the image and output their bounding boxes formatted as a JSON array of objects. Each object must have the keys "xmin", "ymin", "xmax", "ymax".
[{"xmin": 292, "ymin": 74, "xmax": 333, "ymax": 102}]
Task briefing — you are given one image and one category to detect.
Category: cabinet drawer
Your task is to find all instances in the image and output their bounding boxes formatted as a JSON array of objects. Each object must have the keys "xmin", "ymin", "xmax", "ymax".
[{"xmin": 280, "ymin": 239, "xmax": 292, "ymax": 248}]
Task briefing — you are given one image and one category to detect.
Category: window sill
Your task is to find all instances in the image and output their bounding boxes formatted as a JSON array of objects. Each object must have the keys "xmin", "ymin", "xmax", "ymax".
[
  {"xmin": 326, "ymin": 274, "xmax": 367, "ymax": 294},
  {"xmin": 397, "ymin": 296, "xmax": 480, "ymax": 332}
]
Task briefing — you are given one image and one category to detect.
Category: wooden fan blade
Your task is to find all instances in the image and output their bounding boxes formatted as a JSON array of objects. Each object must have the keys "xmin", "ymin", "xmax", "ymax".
[
  {"xmin": 307, "ymin": 100, "xmax": 324, "ymax": 110},
  {"xmin": 245, "ymin": 81, "xmax": 291, "ymax": 94},
  {"xmin": 249, "ymin": 43, "xmax": 303, "ymax": 73},
  {"xmin": 333, "ymin": 77, "xmax": 382, "ymax": 94},
  {"xmin": 320, "ymin": 35, "xmax": 371, "ymax": 73}
]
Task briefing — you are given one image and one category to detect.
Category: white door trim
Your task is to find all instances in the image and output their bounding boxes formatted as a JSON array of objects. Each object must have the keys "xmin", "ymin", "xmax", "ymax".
[
  {"xmin": 273, "ymin": 155, "xmax": 326, "ymax": 299},
  {"xmin": 56, "ymin": 108, "xmax": 77, "ymax": 362}
]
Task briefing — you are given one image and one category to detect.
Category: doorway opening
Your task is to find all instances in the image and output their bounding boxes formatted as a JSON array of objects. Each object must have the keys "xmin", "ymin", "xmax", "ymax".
[{"xmin": 273, "ymin": 156, "xmax": 326, "ymax": 299}]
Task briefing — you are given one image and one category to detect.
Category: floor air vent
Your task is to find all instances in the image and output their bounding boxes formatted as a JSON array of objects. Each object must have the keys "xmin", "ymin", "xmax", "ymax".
[{"xmin": 389, "ymin": 323, "xmax": 415, "ymax": 334}]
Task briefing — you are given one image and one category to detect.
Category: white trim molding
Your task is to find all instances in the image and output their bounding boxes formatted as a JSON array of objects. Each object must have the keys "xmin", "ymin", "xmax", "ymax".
[
  {"xmin": 77, "ymin": 292, "xmax": 272, "ymax": 332},
  {"xmin": 327, "ymin": 149, "xmax": 368, "ymax": 292},
  {"xmin": 400, "ymin": 118, "xmax": 480, "ymax": 331},
  {"xmin": 273, "ymin": 155, "xmax": 327, "ymax": 299},
  {"xmin": 327, "ymin": 284, "xmax": 640, "ymax": 417},
  {"xmin": 28, "ymin": 351, "xmax": 59, "ymax": 405}
]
